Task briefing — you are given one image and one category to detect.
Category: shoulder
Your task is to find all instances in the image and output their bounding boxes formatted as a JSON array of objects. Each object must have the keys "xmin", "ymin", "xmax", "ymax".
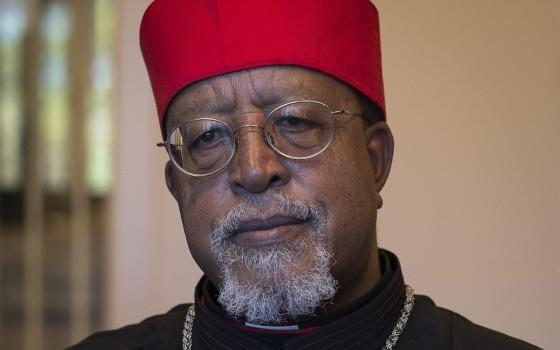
[
  {"xmin": 399, "ymin": 295, "xmax": 541, "ymax": 350},
  {"xmin": 66, "ymin": 304, "xmax": 190, "ymax": 350}
]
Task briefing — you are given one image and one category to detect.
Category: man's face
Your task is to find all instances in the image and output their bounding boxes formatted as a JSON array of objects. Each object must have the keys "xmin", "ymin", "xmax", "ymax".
[{"xmin": 165, "ymin": 66, "xmax": 393, "ymax": 323}]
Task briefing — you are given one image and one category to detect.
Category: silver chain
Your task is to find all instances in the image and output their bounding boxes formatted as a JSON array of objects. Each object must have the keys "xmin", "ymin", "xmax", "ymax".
[
  {"xmin": 182, "ymin": 304, "xmax": 196, "ymax": 350},
  {"xmin": 182, "ymin": 285, "xmax": 415, "ymax": 350},
  {"xmin": 381, "ymin": 285, "xmax": 415, "ymax": 350}
]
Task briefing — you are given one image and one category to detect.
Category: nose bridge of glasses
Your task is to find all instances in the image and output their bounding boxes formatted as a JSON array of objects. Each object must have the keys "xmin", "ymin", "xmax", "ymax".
[
  {"xmin": 231, "ymin": 111, "xmax": 278, "ymax": 159},
  {"xmin": 233, "ymin": 123, "xmax": 265, "ymax": 134},
  {"xmin": 231, "ymin": 110, "xmax": 268, "ymax": 143},
  {"xmin": 233, "ymin": 123, "xmax": 271, "ymax": 155}
]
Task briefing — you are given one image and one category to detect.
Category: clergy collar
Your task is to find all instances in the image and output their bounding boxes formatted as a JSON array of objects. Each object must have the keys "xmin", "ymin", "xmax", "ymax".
[{"xmin": 191, "ymin": 249, "xmax": 406, "ymax": 349}]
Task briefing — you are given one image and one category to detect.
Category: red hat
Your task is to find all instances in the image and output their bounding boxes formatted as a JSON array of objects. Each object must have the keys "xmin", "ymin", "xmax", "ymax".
[{"xmin": 140, "ymin": 0, "xmax": 385, "ymax": 137}]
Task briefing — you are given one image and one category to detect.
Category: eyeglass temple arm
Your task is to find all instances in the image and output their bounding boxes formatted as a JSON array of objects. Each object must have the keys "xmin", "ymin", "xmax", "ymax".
[{"xmin": 156, "ymin": 141, "xmax": 167, "ymax": 148}]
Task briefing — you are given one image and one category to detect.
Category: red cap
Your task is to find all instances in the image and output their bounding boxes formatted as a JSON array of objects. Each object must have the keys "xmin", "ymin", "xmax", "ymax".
[{"xmin": 140, "ymin": 0, "xmax": 385, "ymax": 137}]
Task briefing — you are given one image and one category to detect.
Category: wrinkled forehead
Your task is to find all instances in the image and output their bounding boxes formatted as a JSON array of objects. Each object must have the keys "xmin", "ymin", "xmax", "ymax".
[{"xmin": 165, "ymin": 66, "xmax": 358, "ymax": 129}]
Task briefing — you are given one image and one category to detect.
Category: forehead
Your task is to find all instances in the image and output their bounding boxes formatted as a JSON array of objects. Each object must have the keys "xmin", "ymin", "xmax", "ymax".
[{"xmin": 165, "ymin": 66, "xmax": 356, "ymax": 128}]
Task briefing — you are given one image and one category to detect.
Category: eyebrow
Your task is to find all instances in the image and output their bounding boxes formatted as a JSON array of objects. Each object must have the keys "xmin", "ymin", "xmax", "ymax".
[{"xmin": 170, "ymin": 99, "xmax": 232, "ymax": 125}]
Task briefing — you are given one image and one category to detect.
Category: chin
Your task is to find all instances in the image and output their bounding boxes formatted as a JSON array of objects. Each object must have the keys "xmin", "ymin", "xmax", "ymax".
[
  {"xmin": 215, "ymin": 236, "xmax": 338, "ymax": 324},
  {"xmin": 232, "ymin": 248, "xmax": 316, "ymax": 285}
]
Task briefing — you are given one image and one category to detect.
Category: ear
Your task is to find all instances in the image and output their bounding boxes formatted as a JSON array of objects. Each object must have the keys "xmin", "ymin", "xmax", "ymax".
[
  {"xmin": 365, "ymin": 121, "xmax": 394, "ymax": 195},
  {"xmin": 165, "ymin": 161, "xmax": 180, "ymax": 201}
]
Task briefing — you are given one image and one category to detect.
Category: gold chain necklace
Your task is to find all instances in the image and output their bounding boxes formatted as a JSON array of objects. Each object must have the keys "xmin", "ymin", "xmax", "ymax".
[{"xmin": 182, "ymin": 285, "xmax": 415, "ymax": 350}]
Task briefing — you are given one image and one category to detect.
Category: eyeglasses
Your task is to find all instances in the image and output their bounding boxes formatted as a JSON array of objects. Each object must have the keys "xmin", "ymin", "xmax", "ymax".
[{"xmin": 157, "ymin": 100, "xmax": 362, "ymax": 177}]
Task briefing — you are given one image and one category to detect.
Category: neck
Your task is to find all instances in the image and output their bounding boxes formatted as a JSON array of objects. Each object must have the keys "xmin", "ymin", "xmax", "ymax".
[{"xmin": 322, "ymin": 247, "xmax": 382, "ymax": 317}]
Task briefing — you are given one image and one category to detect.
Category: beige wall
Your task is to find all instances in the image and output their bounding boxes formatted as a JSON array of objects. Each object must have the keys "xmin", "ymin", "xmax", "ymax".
[
  {"xmin": 109, "ymin": 1, "xmax": 559, "ymax": 349},
  {"xmin": 374, "ymin": 2, "xmax": 559, "ymax": 349}
]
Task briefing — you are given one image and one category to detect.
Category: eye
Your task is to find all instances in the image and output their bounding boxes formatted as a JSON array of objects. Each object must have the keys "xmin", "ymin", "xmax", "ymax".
[
  {"xmin": 274, "ymin": 116, "xmax": 316, "ymax": 131},
  {"xmin": 189, "ymin": 128, "xmax": 229, "ymax": 150},
  {"xmin": 199, "ymin": 130, "xmax": 218, "ymax": 144}
]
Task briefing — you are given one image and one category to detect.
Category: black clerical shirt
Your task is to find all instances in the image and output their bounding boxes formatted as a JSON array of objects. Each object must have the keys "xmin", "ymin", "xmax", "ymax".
[{"xmin": 68, "ymin": 250, "xmax": 540, "ymax": 349}]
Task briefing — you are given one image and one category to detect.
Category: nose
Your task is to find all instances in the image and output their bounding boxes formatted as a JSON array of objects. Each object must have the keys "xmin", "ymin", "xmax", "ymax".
[{"xmin": 227, "ymin": 122, "xmax": 291, "ymax": 194}]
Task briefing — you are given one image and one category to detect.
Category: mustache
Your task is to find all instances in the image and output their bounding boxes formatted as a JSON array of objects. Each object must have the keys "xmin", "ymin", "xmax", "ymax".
[{"xmin": 210, "ymin": 193, "xmax": 324, "ymax": 245}]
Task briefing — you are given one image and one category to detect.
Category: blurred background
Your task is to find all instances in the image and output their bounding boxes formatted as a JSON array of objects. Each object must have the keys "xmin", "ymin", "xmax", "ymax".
[
  {"xmin": 0, "ymin": 0, "xmax": 557, "ymax": 349},
  {"xmin": 1, "ymin": 0, "xmax": 114, "ymax": 349}
]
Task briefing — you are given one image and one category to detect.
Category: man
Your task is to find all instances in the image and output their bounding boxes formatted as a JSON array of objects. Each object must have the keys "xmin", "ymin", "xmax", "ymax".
[{"xmin": 70, "ymin": 0, "xmax": 540, "ymax": 349}]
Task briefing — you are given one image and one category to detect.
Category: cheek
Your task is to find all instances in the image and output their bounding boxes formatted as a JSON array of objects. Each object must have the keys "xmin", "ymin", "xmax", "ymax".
[
  {"xmin": 311, "ymin": 136, "xmax": 379, "ymax": 272},
  {"xmin": 174, "ymin": 173, "xmax": 231, "ymax": 280}
]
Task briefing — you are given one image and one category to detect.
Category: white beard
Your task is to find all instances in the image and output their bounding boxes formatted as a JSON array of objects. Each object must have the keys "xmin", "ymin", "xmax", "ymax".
[{"xmin": 210, "ymin": 193, "xmax": 338, "ymax": 325}]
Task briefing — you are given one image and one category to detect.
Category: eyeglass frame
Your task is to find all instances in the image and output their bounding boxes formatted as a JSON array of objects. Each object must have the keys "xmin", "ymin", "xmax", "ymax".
[{"xmin": 156, "ymin": 99, "xmax": 363, "ymax": 177}]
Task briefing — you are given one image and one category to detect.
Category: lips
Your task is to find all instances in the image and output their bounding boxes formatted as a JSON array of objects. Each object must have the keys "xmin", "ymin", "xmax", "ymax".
[{"xmin": 231, "ymin": 215, "xmax": 309, "ymax": 246}]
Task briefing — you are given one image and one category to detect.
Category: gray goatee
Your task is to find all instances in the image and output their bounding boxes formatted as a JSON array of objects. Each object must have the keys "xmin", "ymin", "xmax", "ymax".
[{"xmin": 210, "ymin": 193, "xmax": 337, "ymax": 325}]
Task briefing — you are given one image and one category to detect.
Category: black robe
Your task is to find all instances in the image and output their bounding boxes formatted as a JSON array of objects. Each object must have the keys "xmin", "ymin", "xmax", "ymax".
[{"xmin": 68, "ymin": 250, "xmax": 540, "ymax": 350}]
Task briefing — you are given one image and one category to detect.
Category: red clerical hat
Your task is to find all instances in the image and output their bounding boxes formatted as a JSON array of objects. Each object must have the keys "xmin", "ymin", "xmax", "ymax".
[{"xmin": 140, "ymin": 0, "xmax": 385, "ymax": 137}]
